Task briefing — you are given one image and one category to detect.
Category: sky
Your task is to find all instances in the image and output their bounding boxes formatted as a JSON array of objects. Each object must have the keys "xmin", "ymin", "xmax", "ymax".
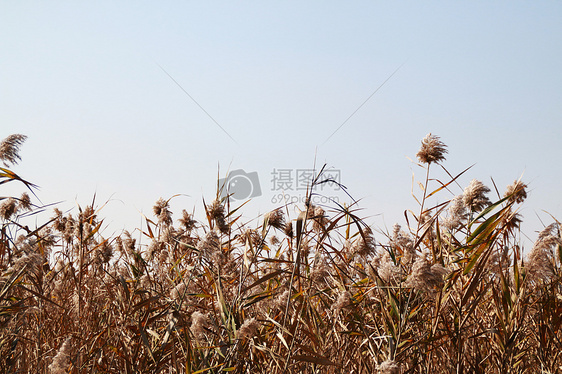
[{"xmin": 1, "ymin": 1, "xmax": 561, "ymax": 247}]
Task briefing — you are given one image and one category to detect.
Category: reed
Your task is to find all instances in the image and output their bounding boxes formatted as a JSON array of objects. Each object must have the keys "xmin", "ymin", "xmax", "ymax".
[{"xmin": 0, "ymin": 133, "xmax": 560, "ymax": 373}]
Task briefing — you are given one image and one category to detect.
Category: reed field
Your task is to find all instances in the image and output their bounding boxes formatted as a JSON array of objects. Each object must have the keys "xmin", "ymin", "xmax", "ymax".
[{"xmin": 1, "ymin": 133, "xmax": 561, "ymax": 373}]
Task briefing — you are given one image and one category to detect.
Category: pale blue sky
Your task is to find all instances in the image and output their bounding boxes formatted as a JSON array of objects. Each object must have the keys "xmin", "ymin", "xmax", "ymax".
[{"xmin": 2, "ymin": 1, "xmax": 561, "ymax": 245}]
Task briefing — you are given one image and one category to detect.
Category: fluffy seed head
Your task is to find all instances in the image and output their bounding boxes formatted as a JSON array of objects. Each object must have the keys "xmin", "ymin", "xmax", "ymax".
[
  {"xmin": 378, "ymin": 360, "xmax": 400, "ymax": 374},
  {"xmin": 332, "ymin": 290, "xmax": 351, "ymax": 312},
  {"xmin": 236, "ymin": 317, "xmax": 259, "ymax": 340},
  {"xmin": 0, "ymin": 134, "xmax": 27, "ymax": 166},
  {"xmin": 307, "ymin": 205, "xmax": 328, "ymax": 232},
  {"xmin": 241, "ymin": 229, "xmax": 263, "ymax": 255},
  {"xmin": 52, "ymin": 208, "xmax": 66, "ymax": 232},
  {"xmin": 310, "ymin": 259, "xmax": 330, "ymax": 284},
  {"xmin": 504, "ymin": 180, "xmax": 528, "ymax": 204},
  {"xmin": 405, "ymin": 253, "xmax": 446, "ymax": 292},
  {"xmin": 443, "ymin": 195, "xmax": 467, "ymax": 230},
  {"xmin": 264, "ymin": 208, "xmax": 286, "ymax": 230},
  {"xmin": 416, "ymin": 133, "xmax": 447, "ymax": 164},
  {"xmin": 197, "ymin": 230, "xmax": 223, "ymax": 265},
  {"xmin": 0, "ymin": 198, "xmax": 17, "ymax": 220},
  {"xmin": 10, "ymin": 252, "xmax": 44, "ymax": 274},
  {"xmin": 18, "ymin": 193, "xmax": 31, "ymax": 211},
  {"xmin": 526, "ymin": 223, "xmax": 560, "ymax": 282},
  {"xmin": 270, "ymin": 235, "xmax": 280, "ymax": 245},
  {"xmin": 463, "ymin": 179, "xmax": 491, "ymax": 212},
  {"xmin": 271, "ymin": 289, "xmax": 290, "ymax": 310},
  {"xmin": 377, "ymin": 252, "xmax": 402, "ymax": 283},
  {"xmin": 63, "ymin": 215, "xmax": 76, "ymax": 243},
  {"xmin": 179, "ymin": 209, "xmax": 196, "ymax": 232},
  {"xmin": 352, "ymin": 227, "xmax": 377, "ymax": 258},
  {"xmin": 171, "ymin": 281, "xmax": 187, "ymax": 300},
  {"xmin": 391, "ymin": 224, "xmax": 415, "ymax": 265},
  {"xmin": 48, "ymin": 337, "xmax": 72, "ymax": 374},
  {"xmin": 96, "ymin": 240, "xmax": 114, "ymax": 264},
  {"xmin": 120, "ymin": 231, "xmax": 136, "ymax": 254},
  {"xmin": 190, "ymin": 311, "xmax": 209, "ymax": 339},
  {"xmin": 153, "ymin": 198, "xmax": 173, "ymax": 226},
  {"xmin": 208, "ymin": 199, "xmax": 229, "ymax": 234}
]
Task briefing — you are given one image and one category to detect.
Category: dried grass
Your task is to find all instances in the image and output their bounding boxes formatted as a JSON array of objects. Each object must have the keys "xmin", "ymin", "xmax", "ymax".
[{"xmin": 1, "ymin": 133, "xmax": 561, "ymax": 373}]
